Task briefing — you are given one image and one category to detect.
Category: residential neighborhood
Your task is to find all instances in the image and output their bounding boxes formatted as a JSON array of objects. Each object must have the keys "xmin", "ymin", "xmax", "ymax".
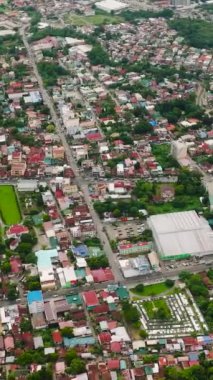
[{"xmin": 0, "ymin": 0, "xmax": 212, "ymax": 379}]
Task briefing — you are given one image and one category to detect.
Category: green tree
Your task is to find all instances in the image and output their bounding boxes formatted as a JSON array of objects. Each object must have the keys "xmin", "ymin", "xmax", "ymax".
[
  {"xmin": 165, "ymin": 279, "xmax": 175, "ymax": 288},
  {"xmin": 7, "ymin": 285, "xmax": 18, "ymax": 301},
  {"xmin": 68, "ymin": 358, "xmax": 86, "ymax": 375},
  {"xmin": 65, "ymin": 349, "xmax": 78, "ymax": 366},
  {"xmin": 20, "ymin": 318, "xmax": 32, "ymax": 332},
  {"xmin": 1, "ymin": 260, "xmax": 11, "ymax": 274},
  {"xmin": 61, "ymin": 327, "xmax": 74, "ymax": 338}
]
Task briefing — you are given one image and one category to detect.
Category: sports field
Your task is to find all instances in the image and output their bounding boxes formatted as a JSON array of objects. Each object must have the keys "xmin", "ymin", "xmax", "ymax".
[
  {"xmin": 64, "ymin": 13, "xmax": 123, "ymax": 26},
  {"xmin": 0, "ymin": 185, "xmax": 21, "ymax": 225}
]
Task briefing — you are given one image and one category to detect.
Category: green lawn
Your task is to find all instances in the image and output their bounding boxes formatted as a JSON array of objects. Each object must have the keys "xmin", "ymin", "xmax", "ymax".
[
  {"xmin": 64, "ymin": 13, "xmax": 123, "ymax": 26},
  {"xmin": 0, "ymin": 185, "xmax": 21, "ymax": 225},
  {"xmin": 131, "ymin": 282, "xmax": 170, "ymax": 297},
  {"xmin": 143, "ymin": 299, "xmax": 171, "ymax": 320}
]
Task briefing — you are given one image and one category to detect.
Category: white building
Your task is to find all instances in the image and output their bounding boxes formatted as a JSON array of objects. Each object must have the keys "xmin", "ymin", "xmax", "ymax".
[
  {"xmin": 95, "ymin": 0, "xmax": 128, "ymax": 13},
  {"xmin": 148, "ymin": 210, "xmax": 213, "ymax": 260},
  {"xmin": 171, "ymin": 141, "xmax": 187, "ymax": 161}
]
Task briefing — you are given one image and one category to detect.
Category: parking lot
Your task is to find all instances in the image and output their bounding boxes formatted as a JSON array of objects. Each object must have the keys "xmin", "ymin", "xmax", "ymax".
[{"xmin": 105, "ymin": 221, "xmax": 145, "ymax": 241}]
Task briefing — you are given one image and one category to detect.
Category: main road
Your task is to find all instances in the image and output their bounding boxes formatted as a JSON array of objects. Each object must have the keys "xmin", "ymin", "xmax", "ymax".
[{"xmin": 20, "ymin": 27, "xmax": 123, "ymax": 283}]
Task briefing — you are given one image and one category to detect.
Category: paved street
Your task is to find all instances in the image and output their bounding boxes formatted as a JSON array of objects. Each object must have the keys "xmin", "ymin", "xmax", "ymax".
[{"xmin": 20, "ymin": 26, "xmax": 123, "ymax": 283}]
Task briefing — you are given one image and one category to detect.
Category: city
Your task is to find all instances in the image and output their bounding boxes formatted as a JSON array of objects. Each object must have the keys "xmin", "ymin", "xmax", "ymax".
[{"xmin": 0, "ymin": 0, "xmax": 212, "ymax": 379}]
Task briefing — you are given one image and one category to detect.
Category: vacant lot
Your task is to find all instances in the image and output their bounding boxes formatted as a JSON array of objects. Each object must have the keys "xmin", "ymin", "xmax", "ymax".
[
  {"xmin": 0, "ymin": 185, "xmax": 21, "ymax": 225},
  {"xmin": 131, "ymin": 282, "xmax": 172, "ymax": 297},
  {"xmin": 64, "ymin": 13, "xmax": 123, "ymax": 26}
]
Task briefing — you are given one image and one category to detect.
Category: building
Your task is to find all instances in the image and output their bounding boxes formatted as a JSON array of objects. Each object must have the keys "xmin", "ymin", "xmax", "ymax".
[
  {"xmin": 119, "ymin": 256, "xmax": 151, "ymax": 278},
  {"xmin": 95, "ymin": 0, "xmax": 128, "ymax": 13},
  {"xmin": 35, "ymin": 249, "xmax": 59, "ymax": 290},
  {"xmin": 118, "ymin": 242, "xmax": 152, "ymax": 255},
  {"xmin": 171, "ymin": 0, "xmax": 190, "ymax": 6},
  {"xmin": 148, "ymin": 210, "xmax": 213, "ymax": 260},
  {"xmin": 171, "ymin": 141, "xmax": 187, "ymax": 161},
  {"xmin": 17, "ymin": 180, "xmax": 38, "ymax": 192},
  {"xmin": 27, "ymin": 291, "xmax": 44, "ymax": 314}
]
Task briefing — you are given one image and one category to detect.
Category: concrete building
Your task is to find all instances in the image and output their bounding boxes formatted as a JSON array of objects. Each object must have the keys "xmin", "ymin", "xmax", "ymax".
[{"xmin": 148, "ymin": 210, "xmax": 213, "ymax": 260}]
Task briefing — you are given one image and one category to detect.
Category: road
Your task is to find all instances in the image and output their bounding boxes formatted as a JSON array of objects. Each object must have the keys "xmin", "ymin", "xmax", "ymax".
[{"xmin": 20, "ymin": 26, "xmax": 123, "ymax": 283}]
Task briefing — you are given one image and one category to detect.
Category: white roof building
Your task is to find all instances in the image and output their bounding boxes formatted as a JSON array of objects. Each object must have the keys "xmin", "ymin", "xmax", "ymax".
[
  {"xmin": 148, "ymin": 210, "xmax": 213, "ymax": 259},
  {"xmin": 95, "ymin": 0, "xmax": 128, "ymax": 13}
]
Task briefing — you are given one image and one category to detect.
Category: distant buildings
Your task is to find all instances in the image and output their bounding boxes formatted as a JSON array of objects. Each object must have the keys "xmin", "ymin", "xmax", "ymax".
[{"xmin": 171, "ymin": 0, "xmax": 191, "ymax": 7}]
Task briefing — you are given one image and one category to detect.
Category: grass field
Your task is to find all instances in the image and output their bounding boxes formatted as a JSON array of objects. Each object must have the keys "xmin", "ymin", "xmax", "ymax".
[
  {"xmin": 64, "ymin": 13, "xmax": 123, "ymax": 26},
  {"xmin": 0, "ymin": 185, "xmax": 21, "ymax": 225},
  {"xmin": 131, "ymin": 282, "xmax": 171, "ymax": 297},
  {"xmin": 143, "ymin": 299, "xmax": 171, "ymax": 320}
]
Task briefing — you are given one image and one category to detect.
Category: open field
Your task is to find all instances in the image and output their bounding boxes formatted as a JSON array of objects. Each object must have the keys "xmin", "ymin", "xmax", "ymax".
[
  {"xmin": 0, "ymin": 185, "xmax": 21, "ymax": 225},
  {"xmin": 64, "ymin": 13, "xmax": 124, "ymax": 26},
  {"xmin": 131, "ymin": 282, "xmax": 171, "ymax": 297}
]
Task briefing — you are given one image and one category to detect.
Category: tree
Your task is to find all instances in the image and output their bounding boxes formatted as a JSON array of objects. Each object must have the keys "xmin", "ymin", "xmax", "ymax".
[
  {"xmin": 7, "ymin": 372, "xmax": 16, "ymax": 380},
  {"xmin": 88, "ymin": 44, "xmax": 110, "ymax": 65},
  {"xmin": 135, "ymin": 284, "xmax": 144, "ymax": 293},
  {"xmin": 65, "ymin": 349, "xmax": 78, "ymax": 366},
  {"xmin": 7, "ymin": 285, "xmax": 18, "ymax": 301},
  {"xmin": 20, "ymin": 318, "xmax": 32, "ymax": 332},
  {"xmin": 68, "ymin": 358, "xmax": 86, "ymax": 375},
  {"xmin": 1, "ymin": 260, "xmax": 11, "ymax": 274},
  {"xmin": 165, "ymin": 279, "xmax": 175, "ymax": 288},
  {"xmin": 122, "ymin": 301, "xmax": 140, "ymax": 324},
  {"xmin": 87, "ymin": 255, "xmax": 109, "ymax": 269},
  {"xmin": 21, "ymin": 233, "xmax": 37, "ymax": 245},
  {"xmin": 61, "ymin": 327, "xmax": 74, "ymax": 338},
  {"xmin": 17, "ymin": 242, "xmax": 32, "ymax": 255},
  {"xmin": 46, "ymin": 124, "xmax": 55, "ymax": 133},
  {"xmin": 27, "ymin": 366, "xmax": 52, "ymax": 380}
]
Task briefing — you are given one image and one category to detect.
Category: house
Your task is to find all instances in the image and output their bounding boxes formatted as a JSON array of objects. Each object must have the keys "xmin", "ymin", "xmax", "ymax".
[
  {"xmin": 52, "ymin": 331, "xmax": 63, "ymax": 345},
  {"xmin": 27, "ymin": 290, "xmax": 44, "ymax": 314},
  {"xmin": 4, "ymin": 336, "xmax": 15, "ymax": 352},
  {"xmin": 11, "ymin": 161, "xmax": 26, "ymax": 176},
  {"xmin": 52, "ymin": 146, "xmax": 65, "ymax": 160},
  {"xmin": 82, "ymin": 291, "xmax": 99, "ymax": 309},
  {"xmin": 10, "ymin": 256, "xmax": 22, "ymax": 273},
  {"xmin": 55, "ymin": 361, "xmax": 65, "ymax": 374},
  {"xmin": 6, "ymin": 225, "xmax": 29, "ymax": 239},
  {"xmin": 33, "ymin": 336, "xmax": 44, "ymax": 349}
]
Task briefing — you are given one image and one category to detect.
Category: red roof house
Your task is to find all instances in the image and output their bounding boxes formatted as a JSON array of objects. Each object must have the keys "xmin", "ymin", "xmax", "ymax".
[
  {"xmin": 82, "ymin": 291, "xmax": 99, "ymax": 308},
  {"xmin": 6, "ymin": 225, "xmax": 29, "ymax": 239},
  {"xmin": 52, "ymin": 331, "xmax": 63, "ymax": 345},
  {"xmin": 107, "ymin": 359, "xmax": 120, "ymax": 370}
]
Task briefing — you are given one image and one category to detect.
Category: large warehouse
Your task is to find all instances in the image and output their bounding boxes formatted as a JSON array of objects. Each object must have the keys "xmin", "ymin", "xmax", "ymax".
[
  {"xmin": 95, "ymin": 0, "xmax": 128, "ymax": 13},
  {"xmin": 148, "ymin": 210, "xmax": 213, "ymax": 260}
]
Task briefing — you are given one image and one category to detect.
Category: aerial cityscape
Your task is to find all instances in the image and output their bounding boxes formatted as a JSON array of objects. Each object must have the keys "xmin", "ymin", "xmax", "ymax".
[{"xmin": 0, "ymin": 0, "xmax": 212, "ymax": 378}]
